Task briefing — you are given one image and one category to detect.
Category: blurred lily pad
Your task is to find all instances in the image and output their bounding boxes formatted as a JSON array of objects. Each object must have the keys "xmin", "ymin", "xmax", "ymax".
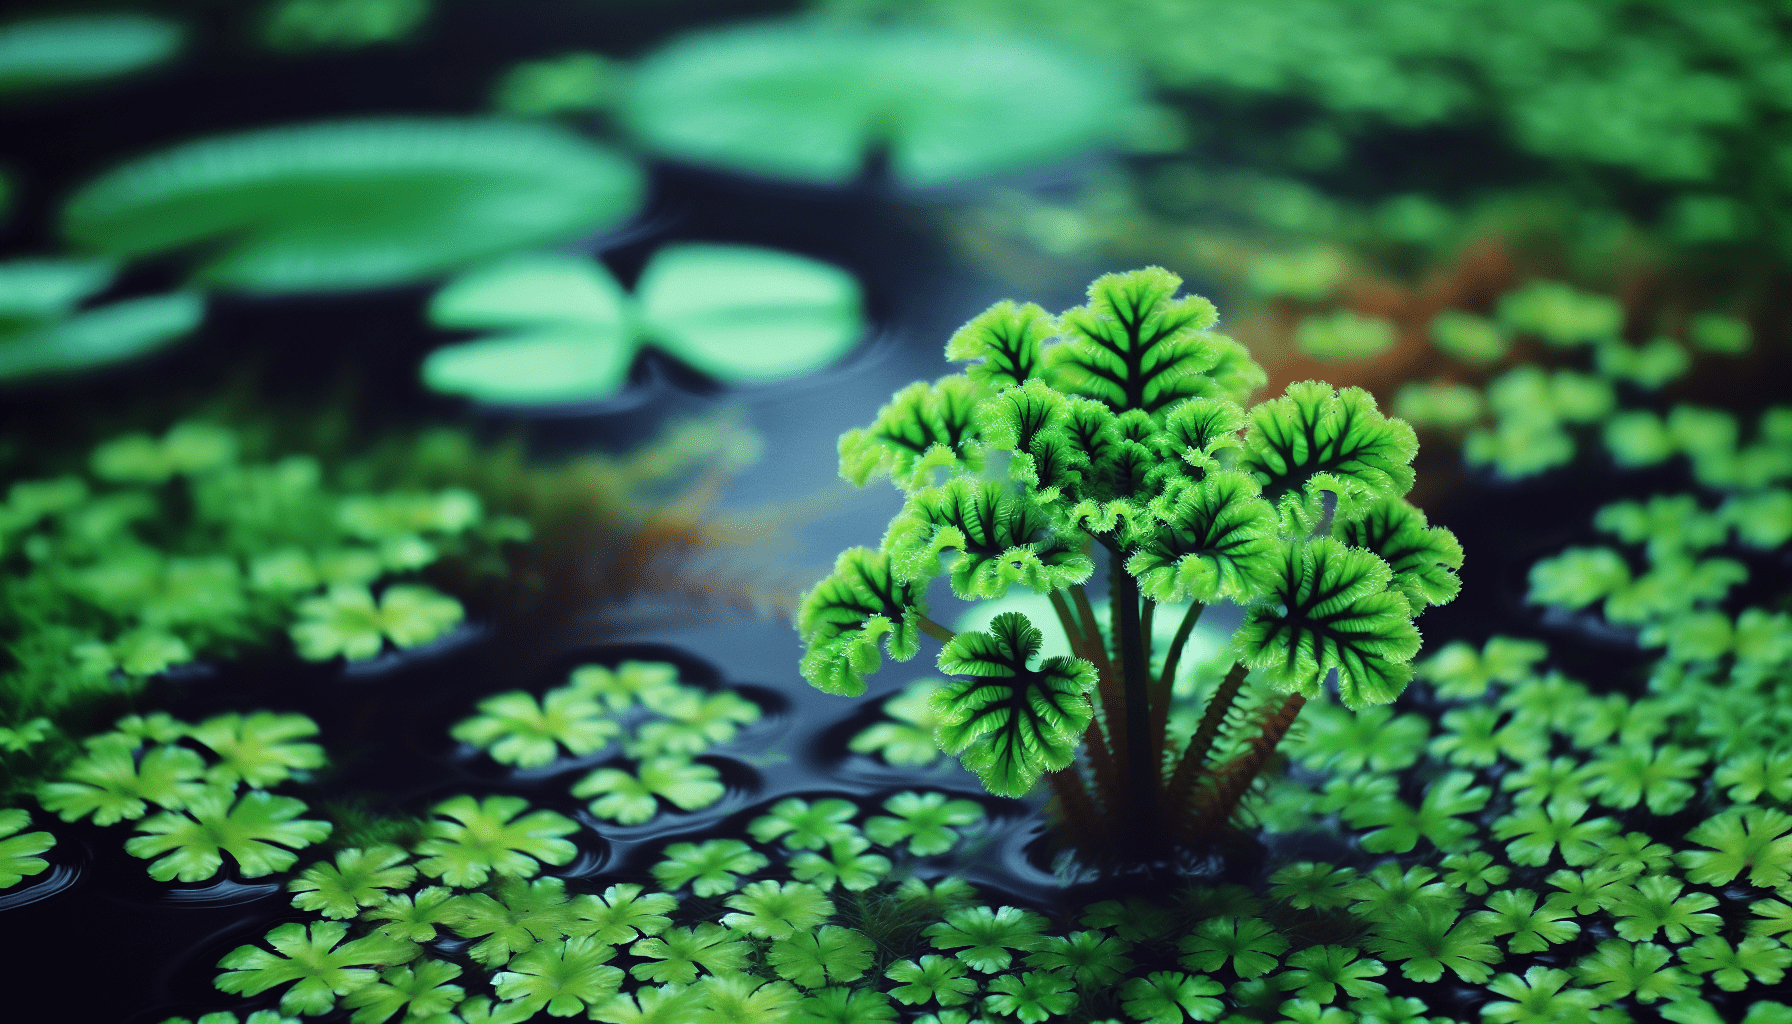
[
  {"xmin": 0, "ymin": 259, "xmax": 203, "ymax": 383},
  {"xmin": 0, "ymin": 14, "xmax": 183, "ymax": 97},
  {"xmin": 623, "ymin": 20, "xmax": 1138, "ymax": 186},
  {"xmin": 61, "ymin": 118, "xmax": 644, "ymax": 293},
  {"xmin": 423, "ymin": 244, "xmax": 864, "ymax": 405}
]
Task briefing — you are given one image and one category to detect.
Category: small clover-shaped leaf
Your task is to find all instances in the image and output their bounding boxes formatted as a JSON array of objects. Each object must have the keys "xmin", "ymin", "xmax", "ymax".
[
  {"xmin": 288, "ymin": 845, "xmax": 414, "ymax": 919},
  {"xmin": 1438, "ymin": 851, "xmax": 1509, "ymax": 896},
  {"xmin": 1415, "ymin": 635, "xmax": 1545, "ymax": 700},
  {"xmin": 1234, "ymin": 537, "xmax": 1420, "ymax": 708},
  {"xmin": 721, "ymin": 880, "xmax": 833, "ymax": 940},
  {"xmin": 1283, "ymin": 946, "xmax": 1386, "ymax": 1004},
  {"xmin": 1609, "ymin": 874, "xmax": 1721, "ymax": 943},
  {"xmin": 932, "ymin": 611, "xmax": 1097, "ymax": 797},
  {"xmin": 340, "ymin": 959, "xmax": 465, "ymax": 1024},
  {"xmin": 451, "ymin": 689, "xmax": 619, "ymax": 768},
  {"xmin": 0, "ymin": 808, "xmax": 54, "ymax": 888},
  {"xmin": 848, "ymin": 680, "xmax": 944, "ymax": 767},
  {"xmin": 885, "ymin": 954, "xmax": 978, "ymax": 1007},
  {"xmin": 491, "ymin": 936, "xmax": 623, "ymax": 1017},
  {"xmin": 748, "ymin": 797, "xmax": 859, "ymax": 850},
  {"xmin": 923, "ymin": 904, "xmax": 1048, "ymax": 973},
  {"xmin": 1490, "ymin": 799, "xmax": 1618, "ymax": 867},
  {"xmin": 291, "ymin": 584, "xmax": 463, "ymax": 661},
  {"xmin": 1480, "ymin": 966, "xmax": 1598, "ymax": 1024},
  {"xmin": 1289, "ymin": 702, "xmax": 1429, "ymax": 774},
  {"xmin": 628, "ymin": 923, "xmax": 749, "ymax": 984},
  {"xmin": 1678, "ymin": 935, "xmax": 1792, "ymax": 992},
  {"xmin": 787, "ymin": 835, "xmax": 891, "ymax": 892},
  {"xmin": 411, "ymin": 794, "xmax": 577, "ymax": 887},
  {"xmin": 126, "ymin": 787, "xmax": 332, "ymax": 882},
  {"xmin": 1469, "ymin": 888, "xmax": 1580, "ymax": 954},
  {"xmin": 361, "ymin": 885, "xmax": 457, "ymax": 942},
  {"xmin": 1573, "ymin": 938, "xmax": 1693, "ymax": 1005},
  {"xmin": 446, "ymin": 875, "xmax": 577, "ymax": 967},
  {"xmin": 214, "ymin": 920, "xmax": 417, "ymax": 1018},
  {"xmin": 38, "ymin": 737, "xmax": 208, "ymax": 825},
  {"xmin": 1178, "ymin": 916, "xmax": 1288, "ymax": 978},
  {"xmin": 1269, "ymin": 862, "xmax": 1358, "ymax": 911},
  {"xmin": 767, "ymin": 925, "xmax": 873, "ymax": 988},
  {"xmin": 189, "ymin": 712, "xmax": 325, "ymax": 789},
  {"xmin": 1678, "ymin": 806, "xmax": 1792, "ymax": 888},
  {"xmin": 1118, "ymin": 970, "xmax": 1225, "ymax": 1023},
  {"xmin": 1345, "ymin": 863, "xmax": 1460, "ymax": 924},
  {"xmin": 1351, "ymin": 770, "xmax": 1489, "ymax": 854},
  {"xmin": 651, "ymin": 838, "xmax": 767, "ymax": 897},
  {"xmin": 566, "ymin": 661, "xmax": 681, "ymax": 713},
  {"xmin": 1365, "ymin": 904, "xmax": 1503, "ymax": 984},
  {"xmin": 573, "ymin": 757, "xmax": 725, "ymax": 825},
  {"xmin": 1024, "ymin": 930, "xmax": 1133, "ymax": 987},
  {"xmin": 864, "ymin": 790, "xmax": 984, "ymax": 856},
  {"xmin": 984, "ymin": 971, "xmax": 1076, "ymax": 1024},
  {"xmin": 571, "ymin": 883, "xmax": 676, "ymax": 946},
  {"xmin": 792, "ymin": 985, "xmax": 896, "ymax": 1024}
]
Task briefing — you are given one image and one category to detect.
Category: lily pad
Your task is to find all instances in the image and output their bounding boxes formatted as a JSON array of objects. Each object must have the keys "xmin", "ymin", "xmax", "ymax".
[
  {"xmin": 0, "ymin": 14, "xmax": 183, "ymax": 97},
  {"xmin": 61, "ymin": 118, "xmax": 644, "ymax": 293},
  {"xmin": 423, "ymin": 244, "xmax": 863, "ymax": 405},
  {"xmin": 623, "ymin": 20, "xmax": 1137, "ymax": 186},
  {"xmin": 0, "ymin": 259, "xmax": 203, "ymax": 382}
]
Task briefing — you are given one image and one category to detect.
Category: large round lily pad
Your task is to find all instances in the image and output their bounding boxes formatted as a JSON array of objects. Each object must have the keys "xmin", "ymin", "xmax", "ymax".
[
  {"xmin": 0, "ymin": 259, "xmax": 203, "ymax": 383},
  {"xmin": 61, "ymin": 118, "xmax": 645, "ymax": 293},
  {"xmin": 422, "ymin": 244, "xmax": 865, "ymax": 406},
  {"xmin": 0, "ymin": 14, "xmax": 183, "ymax": 97},
  {"xmin": 623, "ymin": 20, "xmax": 1138, "ymax": 187}
]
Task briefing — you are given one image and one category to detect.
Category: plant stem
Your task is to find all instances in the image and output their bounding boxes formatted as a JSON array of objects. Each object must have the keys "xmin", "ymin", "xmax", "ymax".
[
  {"xmin": 1151, "ymin": 601, "xmax": 1205, "ymax": 756},
  {"xmin": 916, "ymin": 614, "xmax": 955, "ymax": 644},
  {"xmin": 1110, "ymin": 547, "xmax": 1154, "ymax": 835},
  {"xmin": 1194, "ymin": 692, "xmax": 1307, "ymax": 827},
  {"xmin": 1163, "ymin": 660, "xmax": 1249, "ymax": 815},
  {"xmin": 1049, "ymin": 590, "xmax": 1118, "ymax": 802}
]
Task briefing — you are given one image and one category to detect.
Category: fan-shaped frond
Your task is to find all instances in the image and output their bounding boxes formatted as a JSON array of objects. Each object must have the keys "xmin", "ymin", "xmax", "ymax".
[{"xmin": 797, "ymin": 547, "xmax": 930, "ymax": 696}]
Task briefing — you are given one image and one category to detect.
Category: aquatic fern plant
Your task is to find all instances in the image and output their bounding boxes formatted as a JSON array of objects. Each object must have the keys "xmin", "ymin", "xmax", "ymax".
[{"xmin": 796, "ymin": 267, "xmax": 1460, "ymax": 855}]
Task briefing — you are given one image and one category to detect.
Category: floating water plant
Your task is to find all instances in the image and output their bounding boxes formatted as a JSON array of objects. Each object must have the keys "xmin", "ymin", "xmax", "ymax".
[
  {"xmin": 60, "ymin": 118, "xmax": 643, "ymax": 293},
  {"xmin": 423, "ymin": 244, "xmax": 864, "ymax": 405},
  {"xmin": 796, "ymin": 266, "xmax": 1460, "ymax": 855},
  {"xmin": 0, "ymin": 257, "xmax": 203, "ymax": 382},
  {"xmin": 623, "ymin": 18, "xmax": 1138, "ymax": 187},
  {"xmin": 0, "ymin": 13, "xmax": 183, "ymax": 97}
]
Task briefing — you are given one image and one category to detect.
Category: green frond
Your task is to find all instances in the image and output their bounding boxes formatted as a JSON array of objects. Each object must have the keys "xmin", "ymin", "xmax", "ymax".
[
  {"xmin": 837, "ymin": 376, "xmax": 985, "ymax": 491},
  {"xmin": 1046, "ymin": 266, "xmax": 1234, "ymax": 414},
  {"xmin": 797, "ymin": 547, "xmax": 930, "ymax": 696},
  {"xmin": 1242, "ymin": 381, "xmax": 1418, "ymax": 518},
  {"xmin": 1127, "ymin": 470, "xmax": 1278, "ymax": 604},
  {"xmin": 1151, "ymin": 397, "xmax": 1248, "ymax": 482},
  {"xmin": 945, "ymin": 300, "xmax": 1056, "ymax": 391},
  {"xmin": 1333, "ymin": 497, "xmax": 1464, "ymax": 612},
  {"xmin": 974, "ymin": 379, "xmax": 1069, "ymax": 454},
  {"xmin": 1233, "ymin": 537, "xmax": 1421, "ymax": 709},
  {"xmin": 882, "ymin": 477, "xmax": 1092, "ymax": 599},
  {"xmin": 931, "ymin": 611, "xmax": 1097, "ymax": 797}
]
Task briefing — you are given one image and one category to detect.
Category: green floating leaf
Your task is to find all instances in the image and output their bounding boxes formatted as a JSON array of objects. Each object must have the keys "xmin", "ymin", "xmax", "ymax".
[
  {"xmin": 0, "ymin": 14, "xmax": 182, "ymax": 96},
  {"xmin": 425, "ymin": 244, "xmax": 863, "ymax": 404},
  {"xmin": 1497, "ymin": 280, "xmax": 1622, "ymax": 348},
  {"xmin": 931, "ymin": 611, "xmax": 1096, "ymax": 797},
  {"xmin": 1234, "ymin": 537, "xmax": 1420, "ymax": 709},
  {"xmin": 637, "ymin": 243, "xmax": 863, "ymax": 384},
  {"xmin": 63, "ymin": 118, "xmax": 643, "ymax": 293},
  {"xmin": 1296, "ymin": 310, "xmax": 1395, "ymax": 361},
  {"xmin": 125, "ymin": 787, "xmax": 333, "ymax": 882},
  {"xmin": 262, "ymin": 0, "xmax": 430, "ymax": 52},
  {"xmin": 215, "ymin": 921, "xmax": 418, "ymax": 1018},
  {"xmin": 623, "ymin": 20, "xmax": 1137, "ymax": 187},
  {"xmin": 0, "ymin": 807, "xmax": 54, "ymax": 888},
  {"xmin": 1431, "ymin": 310, "xmax": 1509, "ymax": 363},
  {"xmin": 1395, "ymin": 381, "xmax": 1483, "ymax": 430},
  {"xmin": 1689, "ymin": 312, "xmax": 1750, "ymax": 355},
  {"xmin": 0, "ymin": 264, "xmax": 203, "ymax": 382}
]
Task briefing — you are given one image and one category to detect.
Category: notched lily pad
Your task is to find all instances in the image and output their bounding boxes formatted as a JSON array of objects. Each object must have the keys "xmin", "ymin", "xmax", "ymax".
[
  {"xmin": 623, "ymin": 19, "xmax": 1138, "ymax": 186},
  {"xmin": 61, "ymin": 118, "xmax": 645, "ymax": 293},
  {"xmin": 0, "ymin": 258, "xmax": 203, "ymax": 383},
  {"xmin": 423, "ymin": 244, "xmax": 864, "ymax": 406},
  {"xmin": 0, "ymin": 14, "xmax": 183, "ymax": 97}
]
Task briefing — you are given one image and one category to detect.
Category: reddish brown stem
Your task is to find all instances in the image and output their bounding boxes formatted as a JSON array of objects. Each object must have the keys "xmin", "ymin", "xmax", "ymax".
[
  {"xmin": 1193, "ymin": 692, "xmax": 1308, "ymax": 828},
  {"xmin": 1163, "ymin": 661, "xmax": 1250, "ymax": 814},
  {"xmin": 1150, "ymin": 602, "xmax": 1205, "ymax": 761},
  {"xmin": 1050, "ymin": 590, "xmax": 1118, "ymax": 801},
  {"xmin": 1046, "ymin": 766, "xmax": 1103, "ymax": 847}
]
